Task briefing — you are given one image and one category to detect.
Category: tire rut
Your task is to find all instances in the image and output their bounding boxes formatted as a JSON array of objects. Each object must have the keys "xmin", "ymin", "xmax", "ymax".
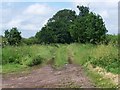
[{"xmin": 2, "ymin": 64, "xmax": 94, "ymax": 88}]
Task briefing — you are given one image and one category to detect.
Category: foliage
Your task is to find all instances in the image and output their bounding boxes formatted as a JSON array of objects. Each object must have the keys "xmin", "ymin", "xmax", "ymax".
[
  {"xmin": 4, "ymin": 27, "xmax": 22, "ymax": 45},
  {"xmin": 54, "ymin": 45, "xmax": 68, "ymax": 68},
  {"xmin": 35, "ymin": 6, "xmax": 107, "ymax": 44},
  {"xmin": 67, "ymin": 43, "xmax": 119, "ymax": 74},
  {"xmin": 2, "ymin": 64, "xmax": 27, "ymax": 74},
  {"xmin": 2, "ymin": 45, "xmax": 56, "ymax": 65},
  {"xmin": 70, "ymin": 6, "xmax": 107, "ymax": 44},
  {"xmin": 89, "ymin": 44, "xmax": 119, "ymax": 74},
  {"xmin": 90, "ymin": 55, "xmax": 119, "ymax": 74},
  {"xmin": 22, "ymin": 37, "xmax": 38, "ymax": 45},
  {"xmin": 1, "ymin": 36, "xmax": 8, "ymax": 47},
  {"xmin": 105, "ymin": 34, "xmax": 118, "ymax": 46},
  {"xmin": 35, "ymin": 9, "xmax": 76, "ymax": 44},
  {"xmin": 24, "ymin": 55, "xmax": 43, "ymax": 67},
  {"xmin": 2, "ymin": 43, "xmax": 119, "ymax": 74}
]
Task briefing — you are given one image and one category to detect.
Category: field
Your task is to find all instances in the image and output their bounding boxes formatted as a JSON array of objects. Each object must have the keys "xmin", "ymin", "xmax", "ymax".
[{"xmin": 2, "ymin": 43, "xmax": 119, "ymax": 88}]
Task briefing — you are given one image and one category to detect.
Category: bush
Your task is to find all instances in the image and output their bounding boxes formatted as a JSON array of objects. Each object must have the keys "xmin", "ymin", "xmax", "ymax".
[{"xmin": 24, "ymin": 55, "xmax": 43, "ymax": 67}]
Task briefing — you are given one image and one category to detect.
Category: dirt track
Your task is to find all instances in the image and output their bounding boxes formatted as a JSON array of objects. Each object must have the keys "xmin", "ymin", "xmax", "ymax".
[{"xmin": 2, "ymin": 64, "xmax": 95, "ymax": 88}]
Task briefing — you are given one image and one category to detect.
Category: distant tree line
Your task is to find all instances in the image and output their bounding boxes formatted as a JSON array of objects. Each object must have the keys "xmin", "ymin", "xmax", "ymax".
[
  {"xmin": 1, "ymin": 5, "xmax": 118, "ymax": 46},
  {"xmin": 4, "ymin": 27, "xmax": 22, "ymax": 45}
]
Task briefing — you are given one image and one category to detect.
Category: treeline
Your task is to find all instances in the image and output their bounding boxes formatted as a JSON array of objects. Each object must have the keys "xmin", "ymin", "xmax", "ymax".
[{"xmin": 1, "ymin": 6, "xmax": 118, "ymax": 46}]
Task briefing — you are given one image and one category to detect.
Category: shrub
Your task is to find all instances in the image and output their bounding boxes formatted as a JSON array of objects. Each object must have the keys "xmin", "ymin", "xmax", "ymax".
[{"xmin": 24, "ymin": 55, "xmax": 43, "ymax": 67}]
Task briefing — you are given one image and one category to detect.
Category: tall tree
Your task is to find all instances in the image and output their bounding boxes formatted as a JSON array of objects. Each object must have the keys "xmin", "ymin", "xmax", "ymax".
[
  {"xmin": 36, "ymin": 9, "xmax": 76, "ymax": 44},
  {"xmin": 70, "ymin": 6, "xmax": 107, "ymax": 44},
  {"xmin": 4, "ymin": 27, "xmax": 22, "ymax": 45},
  {"xmin": 36, "ymin": 6, "xmax": 107, "ymax": 44}
]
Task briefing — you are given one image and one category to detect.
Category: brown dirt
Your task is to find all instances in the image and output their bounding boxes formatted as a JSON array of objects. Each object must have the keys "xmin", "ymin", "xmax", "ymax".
[{"xmin": 2, "ymin": 64, "xmax": 95, "ymax": 88}]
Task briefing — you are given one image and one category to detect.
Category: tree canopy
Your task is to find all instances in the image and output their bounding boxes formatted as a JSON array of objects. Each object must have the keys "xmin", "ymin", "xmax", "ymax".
[
  {"xmin": 35, "ymin": 5, "xmax": 107, "ymax": 44},
  {"xmin": 35, "ymin": 9, "xmax": 76, "ymax": 44},
  {"xmin": 4, "ymin": 27, "xmax": 22, "ymax": 45}
]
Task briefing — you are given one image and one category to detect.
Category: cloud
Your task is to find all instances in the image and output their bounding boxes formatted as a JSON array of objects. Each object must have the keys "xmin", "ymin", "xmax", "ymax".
[
  {"xmin": 0, "ymin": 3, "xmax": 57, "ymax": 38},
  {"xmin": 1, "ymin": 3, "xmax": 55, "ymax": 37},
  {"xmin": 7, "ymin": 19, "xmax": 22, "ymax": 27},
  {"xmin": 23, "ymin": 3, "xmax": 53, "ymax": 15}
]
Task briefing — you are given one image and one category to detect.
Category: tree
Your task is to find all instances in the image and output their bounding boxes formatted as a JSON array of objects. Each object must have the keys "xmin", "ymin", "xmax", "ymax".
[
  {"xmin": 4, "ymin": 27, "xmax": 22, "ymax": 45},
  {"xmin": 70, "ymin": 6, "xmax": 107, "ymax": 44},
  {"xmin": 77, "ymin": 5, "xmax": 89, "ymax": 16},
  {"xmin": 35, "ymin": 26, "xmax": 55, "ymax": 44},
  {"xmin": 36, "ymin": 6, "xmax": 107, "ymax": 44},
  {"xmin": 36, "ymin": 9, "xmax": 76, "ymax": 44}
]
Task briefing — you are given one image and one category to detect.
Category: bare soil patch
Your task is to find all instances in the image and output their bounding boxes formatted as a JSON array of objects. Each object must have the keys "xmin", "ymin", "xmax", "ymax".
[{"xmin": 2, "ymin": 64, "xmax": 94, "ymax": 88}]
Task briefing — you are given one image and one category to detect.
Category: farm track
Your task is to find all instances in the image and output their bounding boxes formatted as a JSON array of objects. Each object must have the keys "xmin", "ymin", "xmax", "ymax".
[
  {"xmin": 2, "ymin": 64, "xmax": 94, "ymax": 88},
  {"xmin": 2, "ymin": 46, "xmax": 95, "ymax": 88}
]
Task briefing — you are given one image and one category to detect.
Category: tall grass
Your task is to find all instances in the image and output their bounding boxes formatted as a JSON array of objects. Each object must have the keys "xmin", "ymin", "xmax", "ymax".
[
  {"xmin": 68, "ymin": 43, "xmax": 94, "ymax": 65},
  {"xmin": 89, "ymin": 44, "xmax": 119, "ymax": 74},
  {"xmin": 54, "ymin": 44, "xmax": 68, "ymax": 68},
  {"xmin": 2, "ymin": 43, "xmax": 119, "ymax": 74},
  {"xmin": 2, "ymin": 45, "xmax": 56, "ymax": 66},
  {"xmin": 68, "ymin": 43, "xmax": 119, "ymax": 74}
]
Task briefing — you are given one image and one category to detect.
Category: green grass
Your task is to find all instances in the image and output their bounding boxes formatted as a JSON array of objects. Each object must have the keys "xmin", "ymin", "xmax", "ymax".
[
  {"xmin": 2, "ymin": 45, "xmax": 56, "ymax": 65},
  {"xmin": 54, "ymin": 44, "xmax": 68, "ymax": 68},
  {"xmin": 89, "ymin": 44, "xmax": 119, "ymax": 74},
  {"xmin": 2, "ymin": 63, "xmax": 28, "ymax": 74},
  {"xmin": 2, "ymin": 43, "xmax": 119, "ymax": 74},
  {"xmin": 2, "ymin": 45, "xmax": 57, "ymax": 73},
  {"xmin": 67, "ymin": 43, "xmax": 119, "ymax": 74},
  {"xmin": 68, "ymin": 43, "xmax": 94, "ymax": 65}
]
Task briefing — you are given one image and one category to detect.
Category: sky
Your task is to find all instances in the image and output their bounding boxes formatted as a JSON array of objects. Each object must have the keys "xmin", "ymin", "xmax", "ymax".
[{"xmin": 0, "ymin": 0, "xmax": 119, "ymax": 38}]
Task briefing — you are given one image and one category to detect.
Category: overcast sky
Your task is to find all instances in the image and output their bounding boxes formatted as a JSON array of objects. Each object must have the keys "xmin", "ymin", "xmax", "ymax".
[{"xmin": 0, "ymin": 0, "xmax": 119, "ymax": 38}]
